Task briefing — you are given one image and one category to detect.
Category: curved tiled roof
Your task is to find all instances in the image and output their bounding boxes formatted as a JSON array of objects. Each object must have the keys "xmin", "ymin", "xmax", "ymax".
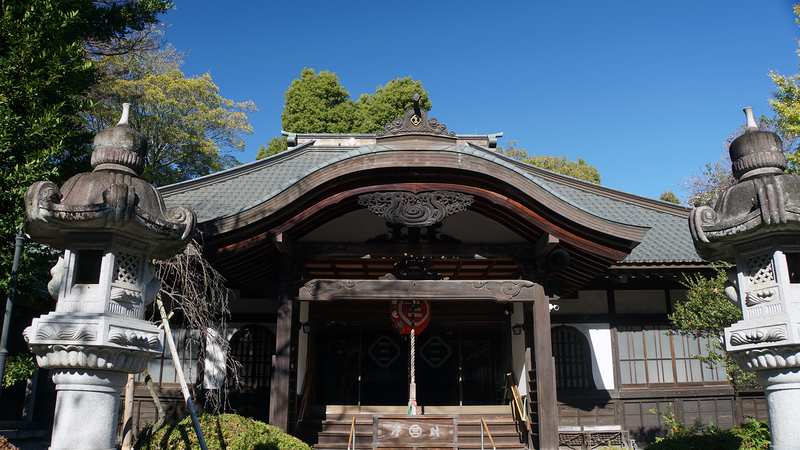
[{"xmin": 160, "ymin": 138, "xmax": 701, "ymax": 265}]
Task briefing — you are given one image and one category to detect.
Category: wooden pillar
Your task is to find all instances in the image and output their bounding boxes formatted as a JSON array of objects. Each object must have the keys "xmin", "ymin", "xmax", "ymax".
[
  {"xmin": 269, "ymin": 276, "xmax": 297, "ymax": 431},
  {"xmin": 120, "ymin": 374, "xmax": 135, "ymax": 450},
  {"xmin": 533, "ymin": 284, "xmax": 558, "ymax": 450}
]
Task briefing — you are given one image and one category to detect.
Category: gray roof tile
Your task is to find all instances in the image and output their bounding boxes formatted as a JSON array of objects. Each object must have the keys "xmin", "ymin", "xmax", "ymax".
[{"xmin": 161, "ymin": 141, "xmax": 700, "ymax": 264}]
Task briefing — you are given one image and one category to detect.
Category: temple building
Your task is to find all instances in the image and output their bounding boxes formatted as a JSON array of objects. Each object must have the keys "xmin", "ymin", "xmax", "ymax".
[{"xmin": 127, "ymin": 99, "xmax": 763, "ymax": 449}]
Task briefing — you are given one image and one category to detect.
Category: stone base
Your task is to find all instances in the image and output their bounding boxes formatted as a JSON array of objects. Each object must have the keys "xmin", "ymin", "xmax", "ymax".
[
  {"xmin": 757, "ymin": 369, "xmax": 800, "ymax": 450},
  {"xmin": 48, "ymin": 370, "xmax": 127, "ymax": 450}
]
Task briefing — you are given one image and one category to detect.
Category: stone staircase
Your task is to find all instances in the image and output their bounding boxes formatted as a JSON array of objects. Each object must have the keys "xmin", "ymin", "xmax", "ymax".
[{"xmin": 297, "ymin": 413, "xmax": 528, "ymax": 450}]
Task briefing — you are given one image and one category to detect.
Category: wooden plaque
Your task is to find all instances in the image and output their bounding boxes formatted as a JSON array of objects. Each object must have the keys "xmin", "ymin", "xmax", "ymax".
[{"xmin": 372, "ymin": 415, "xmax": 457, "ymax": 448}]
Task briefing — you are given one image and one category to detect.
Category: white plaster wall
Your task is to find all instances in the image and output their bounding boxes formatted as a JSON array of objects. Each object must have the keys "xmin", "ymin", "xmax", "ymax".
[
  {"xmin": 510, "ymin": 302, "xmax": 528, "ymax": 396},
  {"xmin": 203, "ymin": 328, "xmax": 228, "ymax": 389},
  {"xmin": 297, "ymin": 301, "xmax": 309, "ymax": 392},
  {"xmin": 553, "ymin": 322, "xmax": 615, "ymax": 390}
]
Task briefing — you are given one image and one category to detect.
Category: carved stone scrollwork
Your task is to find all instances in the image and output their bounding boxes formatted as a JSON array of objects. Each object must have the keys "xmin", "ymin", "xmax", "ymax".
[
  {"xmin": 731, "ymin": 345, "xmax": 800, "ymax": 370},
  {"xmin": 729, "ymin": 326, "xmax": 788, "ymax": 346},
  {"xmin": 358, "ymin": 191, "xmax": 474, "ymax": 227},
  {"xmin": 108, "ymin": 328, "xmax": 160, "ymax": 349},
  {"xmin": 34, "ymin": 324, "xmax": 97, "ymax": 341},
  {"xmin": 745, "ymin": 288, "xmax": 777, "ymax": 306},
  {"xmin": 28, "ymin": 344, "xmax": 157, "ymax": 372}
]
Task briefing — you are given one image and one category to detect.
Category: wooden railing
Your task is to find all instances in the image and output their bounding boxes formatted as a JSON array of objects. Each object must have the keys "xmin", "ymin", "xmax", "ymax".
[
  {"xmin": 480, "ymin": 417, "xmax": 496, "ymax": 450},
  {"xmin": 347, "ymin": 416, "xmax": 356, "ymax": 450},
  {"xmin": 293, "ymin": 371, "xmax": 313, "ymax": 433},
  {"xmin": 506, "ymin": 372, "xmax": 530, "ymax": 434}
]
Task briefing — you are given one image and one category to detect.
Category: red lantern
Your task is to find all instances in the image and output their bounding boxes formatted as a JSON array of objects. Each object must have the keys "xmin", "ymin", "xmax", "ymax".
[{"xmin": 390, "ymin": 300, "xmax": 431, "ymax": 335}]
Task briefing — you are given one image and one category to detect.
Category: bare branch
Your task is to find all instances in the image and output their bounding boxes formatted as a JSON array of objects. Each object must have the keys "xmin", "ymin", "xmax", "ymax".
[{"xmin": 154, "ymin": 240, "xmax": 241, "ymax": 414}]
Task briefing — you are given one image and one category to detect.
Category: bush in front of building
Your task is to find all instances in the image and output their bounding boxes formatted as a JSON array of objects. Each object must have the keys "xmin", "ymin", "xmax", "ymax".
[
  {"xmin": 134, "ymin": 413, "xmax": 312, "ymax": 450},
  {"xmin": 645, "ymin": 417, "xmax": 770, "ymax": 450}
]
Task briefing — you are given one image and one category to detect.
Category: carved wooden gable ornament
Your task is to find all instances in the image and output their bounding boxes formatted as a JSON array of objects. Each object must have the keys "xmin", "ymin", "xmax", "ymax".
[
  {"xmin": 358, "ymin": 191, "xmax": 474, "ymax": 227},
  {"xmin": 377, "ymin": 93, "xmax": 455, "ymax": 137}
]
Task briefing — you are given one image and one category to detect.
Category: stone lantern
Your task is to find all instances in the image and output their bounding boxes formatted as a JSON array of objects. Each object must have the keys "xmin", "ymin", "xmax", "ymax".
[
  {"xmin": 22, "ymin": 104, "xmax": 196, "ymax": 450},
  {"xmin": 690, "ymin": 107, "xmax": 800, "ymax": 450}
]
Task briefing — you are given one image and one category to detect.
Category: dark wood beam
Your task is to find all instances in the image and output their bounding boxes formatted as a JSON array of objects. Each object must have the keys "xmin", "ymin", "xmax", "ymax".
[
  {"xmin": 269, "ymin": 279, "xmax": 295, "ymax": 431},
  {"xmin": 535, "ymin": 233, "xmax": 559, "ymax": 259},
  {"xmin": 293, "ymin": 242, "xmax": 537, "ymax": 260},
  {"xmin": 533, "ymin": 283, "xmax": 558, "ymax": 450},
  {"xmin": 298, "ymin": 279, "xmax": 537, "ymax": 302},
  {"xmin": 272, "ymin": 233, "xmax": 293, "ymax": 256}
]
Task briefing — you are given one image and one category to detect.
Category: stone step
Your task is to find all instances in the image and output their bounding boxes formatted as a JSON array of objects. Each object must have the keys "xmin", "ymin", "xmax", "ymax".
[{"xmin": 300, "ymin": 414, "xmax": 528, "ymax": 450}]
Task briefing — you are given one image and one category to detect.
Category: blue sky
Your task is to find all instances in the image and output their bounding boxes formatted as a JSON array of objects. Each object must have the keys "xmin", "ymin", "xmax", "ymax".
[{"xmin": 163, "ymin": 1, "xmax": 799, "ymax": 201}]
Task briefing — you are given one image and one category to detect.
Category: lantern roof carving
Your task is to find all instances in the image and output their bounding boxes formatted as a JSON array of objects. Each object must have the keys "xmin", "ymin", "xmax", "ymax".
[
  {"xmin": 690, "ymin": 107, "xmax": 800, "ymax": 261},
  {"xmin": 24, "ymin": 104, "xmax": 196, "ymax": 259}
]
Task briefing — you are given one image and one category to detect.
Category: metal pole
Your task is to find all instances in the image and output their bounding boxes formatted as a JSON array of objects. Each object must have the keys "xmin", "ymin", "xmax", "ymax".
[{"xmin": 0, "ymin": 228, "xmax": 26, "ymax": 404}]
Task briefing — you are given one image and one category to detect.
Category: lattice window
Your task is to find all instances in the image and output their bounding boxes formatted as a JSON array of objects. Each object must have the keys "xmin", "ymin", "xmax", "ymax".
[
  {"xmin": 228, "ymin": 325, "xmax": 275, "ymax": 390},
  {"xmin": 114, "ymin": 251, "xmax": 139, "ymax": 284},
  {"xmin": 747, "ymin": 254, "xmax": 775, "ymax": 285},
  {"xmin": 618, "ymin": 325, "xmax": 727, "ymax": 387},
  {"xmin": 552, "ymin": 326, "xmax": 596, "ymax": 390}
]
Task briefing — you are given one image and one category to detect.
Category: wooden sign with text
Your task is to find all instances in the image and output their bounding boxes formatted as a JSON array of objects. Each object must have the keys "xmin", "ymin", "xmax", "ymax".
[{"xmin": 372, "ymin": 415, "xmax": 457, "ymax": 449}]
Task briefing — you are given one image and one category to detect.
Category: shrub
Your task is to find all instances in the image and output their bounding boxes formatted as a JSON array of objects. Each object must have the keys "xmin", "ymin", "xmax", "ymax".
[
  {"xmin": 645, "ymin": 411, "xmax": 769, "ymax": 450},
  {"xmin": 2, "ymin": 355, "xmax": 36, "ymax": 388},
  {"xmin": 134, "ymin": 413, "xmax": 312, "ymax": 450}
]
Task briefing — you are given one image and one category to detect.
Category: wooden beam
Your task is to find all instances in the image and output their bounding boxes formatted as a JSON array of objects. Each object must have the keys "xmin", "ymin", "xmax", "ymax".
[
  {"xmin": 293, "ymin": 242, "xmax": 537, "ymax": 260},
  {"xmin": 196, "ymin": 153, "xmax": 650, "ymax": 253},
  {"xmin": 269, "ymin": 279, "xmax": 296, "ymax": 431},
  {"xmin": 534, "ymin": 233, "xmax": 559, "ymax": 259},
  {"xmin": 298, "ymin": 279, "xmax": 537, "ymax": 302},
  {"xmin": 204, "ymin": 180, "xmax": 643, "ymax": 262},
  {"xmin": 533, "ymin": 284, "xmax": 559, "ymax": 450},
  {"xmin": 272, "ymin": 233, "xmax": 293, "ymax": 256}
]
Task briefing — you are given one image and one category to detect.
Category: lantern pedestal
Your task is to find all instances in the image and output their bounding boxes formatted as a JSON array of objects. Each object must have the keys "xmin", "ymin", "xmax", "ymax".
[
  {"xmin": 757, "ymin": 369, "xmax": 800, "ymax": 450},
  {"xmin": 49, "ymin": 370, "xmax": 127, "ymax": 450}
]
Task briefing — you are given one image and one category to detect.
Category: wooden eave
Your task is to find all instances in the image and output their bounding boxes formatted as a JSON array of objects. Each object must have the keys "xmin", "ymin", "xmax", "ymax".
[
  {"xmin": 198, "ymin": 150, "xmax": 648, "ymax": 249},
  {"xmin": 193, "ymin": 150, "xmax": 651, "ymax": 297}
]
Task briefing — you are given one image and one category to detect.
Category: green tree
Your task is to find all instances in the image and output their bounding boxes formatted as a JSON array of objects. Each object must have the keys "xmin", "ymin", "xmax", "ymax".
[
  {"xmin": 659, "ymin": 190, "xmax": 681, "ymax": 204},
  {"xmin": 256, "ymin": 137, "xmax": 288, "ymax": 160},
  {"xmin": 497, "ymin": 140, "xmax": 602, "ymax": 184},
  {"xmin": 257, "ymin": 69, "xmax": 432, "ymax": 159},
  {"xmin": 84, "ymin": 40, "xmax": 257, "ymax": 186},
  {"xmin": 355, "ymin": 76, "xmax": 432, "ymax": 133},
  {"xmin": 768, "ymin": 4, "xmax": 800, "ymax": 174},
  {"xmin": 1, "ymin": 0, "xmax": 170, "ymax": 298},
  {"xmin": 670, "ymin": 265, "xmax": 757, "ymax": 389},
  {"xmin": 281, "ymin": 68, "xmax": 358, "ymax": 135}
]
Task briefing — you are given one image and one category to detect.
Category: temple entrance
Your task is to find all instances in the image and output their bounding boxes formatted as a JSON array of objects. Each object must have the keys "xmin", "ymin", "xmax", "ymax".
[{"xmin": 313, "ymin": 311, "xmax": 508, "ymax": 411}]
